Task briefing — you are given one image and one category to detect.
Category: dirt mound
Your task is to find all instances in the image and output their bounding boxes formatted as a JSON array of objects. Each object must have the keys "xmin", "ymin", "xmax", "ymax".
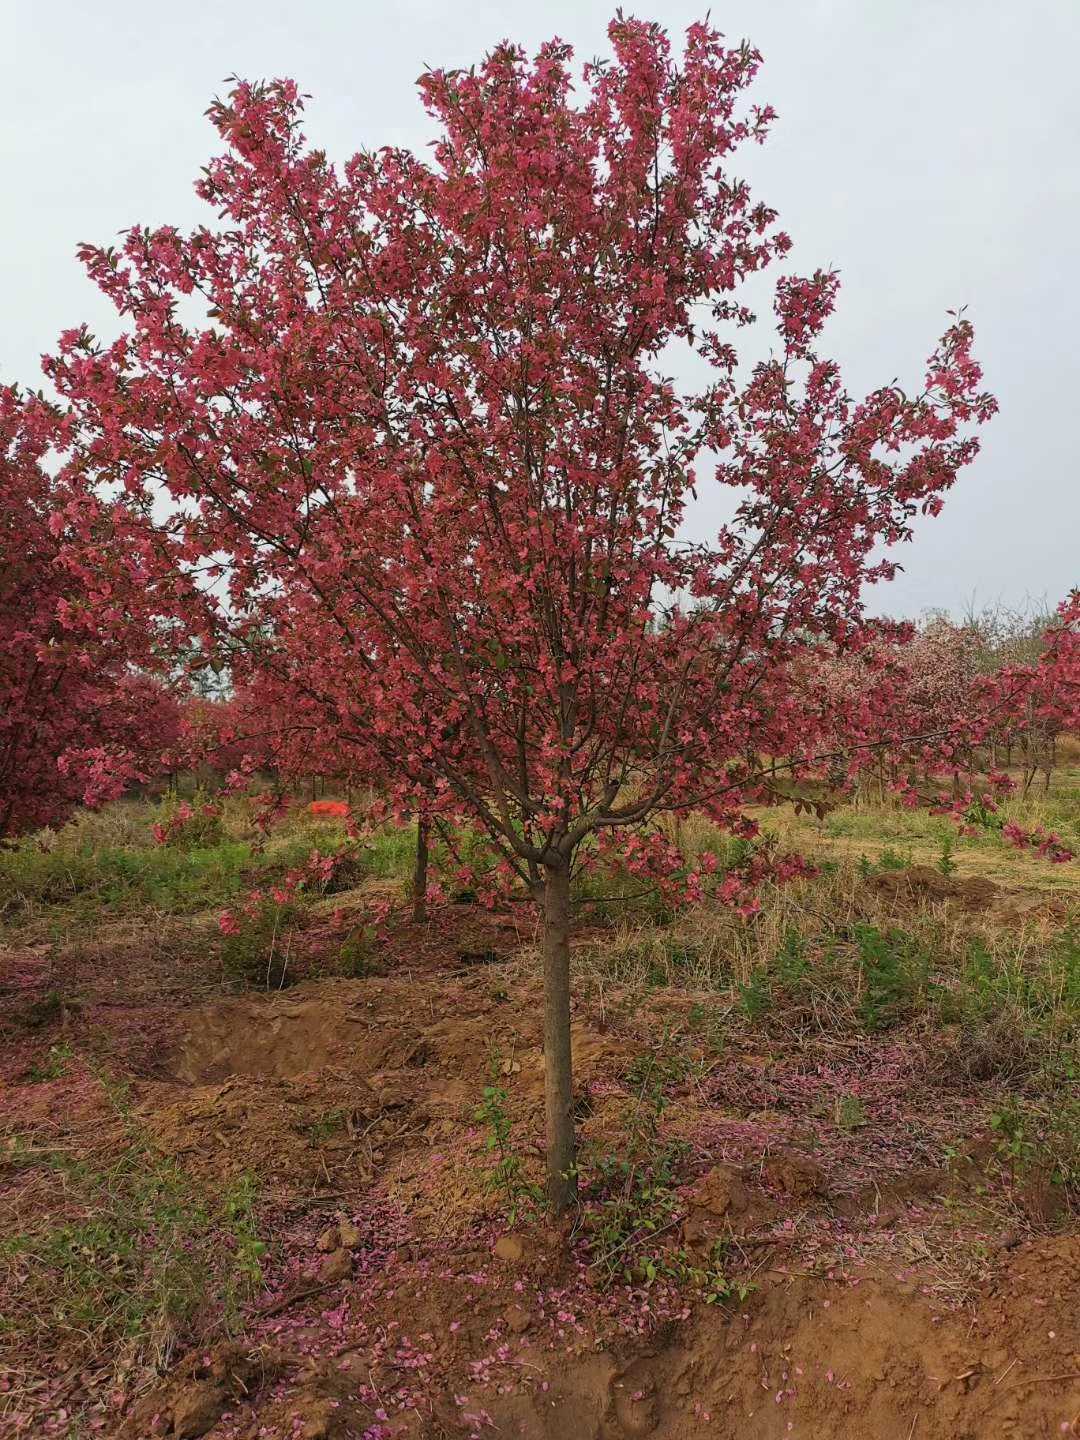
[
  {"xmin": 466, "ymin": 1236, "xmax": 1080, "ymax": 1438},
  {"xmin": 171, "ymin": 977, "xmax": 631, "ymax": 1096},
  {"xmin": 170, "ymin": 980, "xmax": 420, "ymax": 1084},
  {"xmin": 871, "ymin": 865, "xmax": 1000, "ymax": 910},
  {"xmin": 117, "ymin": 1342, "xmax": 283, "ymax": 1439},
  {"xmin": 116, "ymin": 1232, "xmax": 1080, "ymax": 1438},
  {"xmin": 870, "ymin": 866, "xmax": 1073, "ymax": 925},
  {"xmin": 155, "ymin": 977, "xmax": 634, "ymax": 1206}
]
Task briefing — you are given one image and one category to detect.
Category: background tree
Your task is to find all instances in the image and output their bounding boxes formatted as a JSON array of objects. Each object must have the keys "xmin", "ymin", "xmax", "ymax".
[
  {"xmin": 52, "ymin": 19, "xmax": 995, "ymax": 1207},
  {"xmin": 0, "ymin": 387, "xmax": 178, "ymax": 838},
  {"xmin": 808, "ymin": 617, "xmax": 985, "ymax": 803},
  {"xmin": 978, "ymin": 591, "xmax": 1080, "ymax": 796},
  {"xmin": 807, "ymin": 595, "xmax": 1078, "ymax": 857},
  {"xmin": 180, "ymin": 649, "xmax": 439, "ymax": 918}
]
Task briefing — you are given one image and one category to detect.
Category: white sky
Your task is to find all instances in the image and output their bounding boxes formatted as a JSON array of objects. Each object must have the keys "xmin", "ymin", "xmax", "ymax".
[{"xmin": 4, "ymin": 0, "xmax": 1077, "ymax": 619}]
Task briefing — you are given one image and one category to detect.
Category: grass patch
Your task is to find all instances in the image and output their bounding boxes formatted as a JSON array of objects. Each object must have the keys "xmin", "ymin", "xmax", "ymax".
[
  {"xmin": 0, "ymin": 839, "xmax": 264, "ymax": 928},
  {"xmin": 0, "ymin": 1081, "xmax": 266, "ymax": 1382},
  {"xmin": 576, "ymin": 859, "xmax": 1077, "ymax": 1047},
  {"xmin": 0, "ymin": 800, "xmax": 428, "ymax": 940}
]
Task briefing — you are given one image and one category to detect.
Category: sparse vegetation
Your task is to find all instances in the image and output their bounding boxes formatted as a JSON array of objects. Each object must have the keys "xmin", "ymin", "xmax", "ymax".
[
  {"xmin": 0, "ymin": 1081, "xmax": 265, "ymax": 1383},
  {"xmin": 0, "ymin": 774, "xmax": 1076, "ymax": 1435},
  {"xmin": 474, "ymin": 1051, "xmax": 543, "ymax": 1226}
]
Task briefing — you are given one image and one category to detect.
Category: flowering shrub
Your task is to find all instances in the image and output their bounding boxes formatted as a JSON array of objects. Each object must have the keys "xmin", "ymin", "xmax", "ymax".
[
  {"xmin": 151, "ymin": 791, "xmax": 225, "ymax": 850},
  {"xmin": 219, "ymin": 894, "xmax": 302, "ymax": 989},
  {"xmin": 218, "ymin": 842, "xmax": 370, "ymax": 986}
]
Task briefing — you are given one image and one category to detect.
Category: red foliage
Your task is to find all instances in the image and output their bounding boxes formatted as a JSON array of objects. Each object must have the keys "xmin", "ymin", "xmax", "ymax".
[
  {"xmin": 170, "ymin": 678, "xmax": 378, "ymax": 794},
  {"xmin": 808, "ymin": 597, "xmax": 1079, "ymax": 860},
  {"xmin": 48, "ymin": 19, "xmax": 998, "ymax": 1197},
  {"xmin": 0, "ymin": 388, "xmax": 178, "ymax": 838},
  {"xmin": 50, "ymin": 24, "xmax": 995, "ymax": 880}
]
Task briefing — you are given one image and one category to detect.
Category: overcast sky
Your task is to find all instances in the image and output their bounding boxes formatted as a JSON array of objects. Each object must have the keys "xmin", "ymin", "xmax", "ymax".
[{"xmin": 4, "ymin": 0, "xmax": 1076, "ymax": 619}]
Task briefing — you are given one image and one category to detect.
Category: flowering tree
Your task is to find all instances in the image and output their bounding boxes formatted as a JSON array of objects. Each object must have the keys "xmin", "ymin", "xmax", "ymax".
[
  {"xmin": 808, "ymin": 617, "xmax": 986, "ymax": 801},
  {"xmin": 976, "ymin": 591, "xmax": 1080, "ymax": 800},
  {"xmin": 807, "ymin": 595, "xmax": 1079, "ymax": 859},
  {"xmin": 0, "ymin": 387, "xmax": 179, "ymax": 838},
  {"xmin": 172, "ymin": 684, "xmax": 354, "ymax": 792},
  {"xmin": 51, "ymin": 20, "xmax": 995, "ymax": 1206}
]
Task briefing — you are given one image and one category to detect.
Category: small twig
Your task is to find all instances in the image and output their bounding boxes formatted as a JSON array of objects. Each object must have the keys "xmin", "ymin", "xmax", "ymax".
[
  {"xmin": 285, "ymin": 1190, "xmax": 350, "ymax": 1213},
  {"xmin": 594, "ymin": 1213, "xmax": 682, "ymax": 1270},
  {"xmin": 1011, "ymin": 1372, "xmax": 1080, "ymax": 1388},
  {"xmin": 255, "ymin": 1279, "xmax": 335, "ymax": 1320},
  {"xmin": 572, "ymin": 888, "xmax": 661, "ymax": 909},
  {"xmin": 994, "ymin": 1358, "xmax": 1017, "ymax": 1385}
]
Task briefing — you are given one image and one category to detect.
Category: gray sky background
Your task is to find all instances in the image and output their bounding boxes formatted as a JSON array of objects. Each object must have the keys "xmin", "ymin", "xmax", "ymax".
[{"xmin": 4, "ymin": 0, "xmax": 1077, "ymax": 620}]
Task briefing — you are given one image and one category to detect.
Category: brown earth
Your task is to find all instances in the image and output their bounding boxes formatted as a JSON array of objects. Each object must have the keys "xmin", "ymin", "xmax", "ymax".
[
  {"xmin": 119, "ymin": 1232, "xmax": 1080, "ymax": 1439},
  {"xmin": 870, "ymin": 865, "xmax": 1073, "ymax": 924},
  {"xmin": 1, "ymin": 890, "xmax": 1078, "ymax": 1438}
]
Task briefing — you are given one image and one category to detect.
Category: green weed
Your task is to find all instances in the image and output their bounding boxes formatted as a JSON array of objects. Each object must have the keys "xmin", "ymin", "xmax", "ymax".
[
  {"xmin": 854, "ymin": 923, "xmax": 928, "ymax": 1031},
  {"xmin": 988, "ymin": 1094, "xmax": 1080, "ymax": 1204},
  {"xmin": 624, "ymin": 1032, "xmax": 697, "ymax": 1091},
  {"xmin": 474, "ymin": 1051, "xmax": 542, "ymax": 1226},
  {"xmin": 307, "ymin": 1108, "xmax": 348, "ymax": 1146},
  {"xmin": 834, "ymin": 1093, "xmax": 868, "ymax": 1131},
  {"xmin": 338, "ymin": 922, "xmax": 383, "ymax": 978},
  {"xmin": 737, "ymin": 967, "xmax": 772, "ymax": 1021},
  {"xmin": 0, "ymin": 1091, "xmax": 266, "ymax": 1375},
  {"xmin": 937, "ymin": 832, "xmax": 958, "ymax": 876},
  {"xmin": 576, "ymin": 1077, "xmax": 753, "ymax": 1301},
  {"xmin": 24, "ymin": 1041, "xmax": 74, "ymax": 1083}
]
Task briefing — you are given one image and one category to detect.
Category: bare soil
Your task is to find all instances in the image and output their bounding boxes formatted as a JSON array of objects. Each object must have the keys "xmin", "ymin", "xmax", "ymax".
[{"xmin": 1, "ymin": 889, "xmax": 1078, "ymax": 1439}]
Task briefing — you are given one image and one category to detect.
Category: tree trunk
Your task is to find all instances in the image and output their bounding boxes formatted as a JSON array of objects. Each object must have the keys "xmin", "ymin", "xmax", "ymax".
[
  {"xmin": 412, "ymin": 815, "xmax": 429, "ymax": 924},
  {"xmin": 541, "ymin": 863, "xmax": 576, "ymax": 1212}
]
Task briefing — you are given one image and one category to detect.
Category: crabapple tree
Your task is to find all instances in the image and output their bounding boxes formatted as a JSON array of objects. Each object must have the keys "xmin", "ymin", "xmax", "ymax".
[
  {"xmin": 0, "ymin": 387, "xmax": 178, "ymax": 838},
  {"xmin": 808, "ymin": 596, "xmax": 1079, "ymax": 860},
  {"xmin": 51, "ymin": 20, "xmax": 995, "ymax": 1206}
]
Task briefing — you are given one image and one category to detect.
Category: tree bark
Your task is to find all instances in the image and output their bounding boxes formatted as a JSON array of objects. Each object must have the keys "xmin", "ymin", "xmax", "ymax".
[
  {"xmin": 541, "ymin": 862, "xmax": 576, "ymax": 1212},
  {"xmin": 412, "ymin": 815, "xmax": 430, "ymax": 924}
]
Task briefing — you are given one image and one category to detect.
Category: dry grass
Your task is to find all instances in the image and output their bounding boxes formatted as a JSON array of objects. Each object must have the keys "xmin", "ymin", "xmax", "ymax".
[
  {"xmin": 745, "ymin": 769, "xmax": 1080, "ymax": 894},
  {"xmin": 0, "ymin": 1081, "xmax": 267, "ymax": 1417},
  {"xmin": 568, "ymin": 856, "xmax": 1072, "ymax": 992}
]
